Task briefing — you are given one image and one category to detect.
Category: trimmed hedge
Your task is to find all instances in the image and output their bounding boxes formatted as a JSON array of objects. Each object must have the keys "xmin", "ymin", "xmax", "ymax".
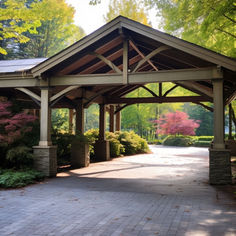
[
  {"xmin": 197, "ymin": 136, "xmax": 213, "ymax": 141},
  {"xmin": 162, "ymin": 135, "xmax": 194, "ymax": 147},
  {"xmin": 194, "ymin": 140, "xmax": 211, "ymax": 147}
]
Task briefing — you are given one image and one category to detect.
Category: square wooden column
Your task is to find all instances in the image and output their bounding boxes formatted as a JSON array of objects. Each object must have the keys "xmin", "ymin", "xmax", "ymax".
[
  {"xmin": 95, "ymin": 104, "xmax": 110, "ymax": 161},
  {"xmin": 75, "ymin": 99, "xmax": 84, "ymax": 134},
  {"xmin": 109, "ymin": 105, "xmax": 115, "ymax": 132},
  {"xmin": 115, "ymin": 105, "xmax": 121, "ymax": 131},
  {"xmin": 209, "ymin": 79, "xmax": 231, "ymax": 184},
  {"xmin": 33, "ymin": 87, "xmax": 57, "ymax": 177},
  {"xmin": 69, "ymin": 109, "xmax": 74, "ymax": 134},
  {"xmin": 212, "ymin": 80, "xmax": 225, "ymax": 149},
  {"xmin": 39, "ymin": 88, "xmax": 52, "ymax": 146},
  {"xmin": 71, "ymin": 99, "xmax": 89, "ymax": 168}
]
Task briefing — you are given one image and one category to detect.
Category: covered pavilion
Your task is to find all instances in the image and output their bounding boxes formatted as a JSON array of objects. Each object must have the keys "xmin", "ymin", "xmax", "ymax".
[{"xmin": 0, "ymin": 16, "xmax": 235, "ymax": 184}]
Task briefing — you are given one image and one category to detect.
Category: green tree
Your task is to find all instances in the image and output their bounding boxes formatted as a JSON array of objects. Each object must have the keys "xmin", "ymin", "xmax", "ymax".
[
  {"xmin": 182, "ymin": 103, "xmax": 213, "ymax": 136},
  {"xmin": 146, "ymin": 0, "xmax": 236, "ymax": 57},
  {"xmin": 0, "ymin": 0, "xmax": 85, "ymax": 58},
  {"xmin": 0, "ymin": 0, "xmax": 41, "ymax": 55},
  {"xmin": 104, "ymin": 0, "xmax": 151, "ymax": 26}
]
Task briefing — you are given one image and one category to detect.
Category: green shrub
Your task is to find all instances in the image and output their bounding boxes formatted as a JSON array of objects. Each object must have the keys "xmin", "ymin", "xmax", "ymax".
[
  {"xmin": 0, "ymin": 169, "xmax": 44, "ymax": 188},
  {"xmin": 148, "ymin": 139, "xmax": 162, "ymax": 145},
  {"xmin": 162, "ymin": 135, "xmax": 194, "ymax": 147},
  {"xmin": 6, "ymin": 146, "xmax": 34, "ymax": 169},
  {"xmin": 84, "ymin": 129, "xmax": 99, "ymax": 157},
  {"xmin": 116, "ymin": 131, "xmax": 149, "ymax": 155},
  {"xmin": 106, "ymin": 132, "xmax": 124, "ymax": 157},
  {"xmin": 194, "ymin": 140, "xmax": 211, "ymax": 147},
  {"xmin": 197, "ymin": 136, "xmax": 213, "ymax": 141},
  {"xmin": 52, "ymin": 133, "xmax": 75, "ymax": 165}
]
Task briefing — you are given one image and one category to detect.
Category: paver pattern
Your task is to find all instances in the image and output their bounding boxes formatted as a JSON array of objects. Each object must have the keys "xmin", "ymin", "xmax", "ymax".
[{"xmin": 0, "ymin": 146, "xmax": 236, "ymax": 236}]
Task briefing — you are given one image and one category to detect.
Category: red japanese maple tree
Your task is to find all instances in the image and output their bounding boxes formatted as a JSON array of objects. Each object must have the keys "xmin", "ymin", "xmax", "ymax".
[
  {"xmin": 153, "ymin": 111, "xmax": 200, "ymax": 136},
  {"xmin": 0, "ymin": 101, "xmax": 36, "ymax": 144}
]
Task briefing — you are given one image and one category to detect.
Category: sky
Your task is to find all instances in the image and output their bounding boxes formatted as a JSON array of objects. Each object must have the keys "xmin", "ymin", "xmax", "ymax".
[{"xmin": 66, "ymin": 0, "xmax": 160, "ymax": 35}]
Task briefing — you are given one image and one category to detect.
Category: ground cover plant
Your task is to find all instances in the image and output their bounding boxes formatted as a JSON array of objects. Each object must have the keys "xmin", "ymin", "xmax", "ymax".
[{"xmin": 0, "ymin": 169, "xmax": 44, "ymax": 188}]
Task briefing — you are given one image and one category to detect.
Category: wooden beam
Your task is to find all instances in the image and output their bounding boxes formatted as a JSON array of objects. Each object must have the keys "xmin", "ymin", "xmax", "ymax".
[
  {"xmin": 50, "ymin": 86, "xmax": 80, "ymax": 103},
  {"xmin": 0, "ymin": 77, "xmax": 38, "ymax": 88},
  {"xmin": 123, "ymin": 39, "xmax": 128, "ymax": 84},
  {"xmin": 106, "ymin": 96, "xmax": 211, "ymax": 104},
  {"xmin": 177, "ymin": 81, "xmax": 213, "ymax": 98},
  {"xmin": 16, "ymin": 88, "xmax": 41, "ymax": 102},
  {"xmin": 90, "ymin": 51, "xmax": 122, "ymax": 73},
  {"xmin": 84, "ymin": 87, "xmax": 114, "ymax": 108},
  {"xmin": 132, "ymin": 45, "xmax": 170, "ymax": 72},
  {"xmin": 50, "ymin": 73, "xmax": 123, "ymax": 86},
  {"xmin": 163, "ymin": 85, "xmax": 178, "ymax": 96},
  {"xmin": 114, "ymin": 104, "xmax": 130, "ymax": 114},
  {"xmin": 225, "ymin": 88, "xmax": 236, "ymax": 105},
  {"xmin": 128, "ymin": 67, "xmax": 222, "ymax": 84},
  {"xmin": 194, "ymin": 102, "xmax": 213, "ymax": 112},
  {"xmin": 141, "ymin": 85, "xmax": 158, "ymax": 97}
]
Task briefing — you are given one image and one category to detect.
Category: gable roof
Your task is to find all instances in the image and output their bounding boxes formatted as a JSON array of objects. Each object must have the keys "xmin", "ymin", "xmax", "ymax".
[{"xmin": 30, "ymin": 16, "xmax": 236, "ymax": 77}]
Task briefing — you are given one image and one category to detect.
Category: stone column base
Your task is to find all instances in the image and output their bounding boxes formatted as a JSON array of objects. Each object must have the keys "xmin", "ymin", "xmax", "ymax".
[
  {"xmin": 33, "ymin": 146, "xmax": 57, "ymax": 177},
  {"xmin": 71, "ymin": 142, "xmax": 90, "ymax": 168},
  {"xmin": 94, "ymin": 140, "xmax": 110, "ymax": 161},
  {"xmin": 209, "ymin": 149, "xmax": 232, "ymax": 185},
  {"xmin": 225, "ymin": 140, "xmax": 236, "ymax": 156}
]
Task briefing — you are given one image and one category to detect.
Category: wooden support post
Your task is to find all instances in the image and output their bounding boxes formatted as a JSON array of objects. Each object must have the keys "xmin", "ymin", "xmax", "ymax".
[
  {"xmin": 229, "ymin": 104, "xmax": 233, "ymax": 140},
  {"xmin": 99, "ymin": 104, "xmax": 106, "ymax": 140},
  {"xmin": 69, "ymin": 109, "xmax": 74, "ymax": 134},
  {"xmin": 39, "ymin": 88, "xmax": 52, "ymax": 146},
  {"xmin": 109, "ymin": 105, "xmax": 115, "ymax": 132},
  {"xmin": 94, "ymin": 104, "xmax": 110, "ymax": 161},
  {"xmin": 123, "ymin": 39, "xmax": 128, "ymax": 84},
  {"xmin": 75, "ymin": 100, "xmax": 84, "ymax": 134},
  {"xmin": 34, "ymin": 87, "xmax": 57, "ymax": 177},
  {"xmin": 115, "ymin": 105, "xmax": 121, "ymax": 131},
  {"xmin": 212, "ymin": 80, "xmax": 225, "ymax": 149},
  {"xmin": 209, "ymin": 79, "xmax": 231, "ymax": 184}
]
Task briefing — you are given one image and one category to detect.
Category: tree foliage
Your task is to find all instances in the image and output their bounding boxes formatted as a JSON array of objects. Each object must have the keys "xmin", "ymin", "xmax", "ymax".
[
  {"xmin": 0, "ymin": 101, "xmax": 36, "ymax": 144},
  {"xmin": 104, "ymin": 0, "xmax": 151, "ymax": 26},
  {"xmin": 146, "ymin": 0, "xmax": 236, "ymax": 57},
  {"xmin": 0, "ymin": 0, "xmax": 85, "ymax": 58},
  {"xmin": 154, "ymin": 111, "xmax": 200, "ymax": 136}
]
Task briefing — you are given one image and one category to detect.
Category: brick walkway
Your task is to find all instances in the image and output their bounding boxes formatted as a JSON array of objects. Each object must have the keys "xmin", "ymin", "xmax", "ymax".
[{"xmin": 0, "ymin": 146, "xmax": 236, "ymax": 236}]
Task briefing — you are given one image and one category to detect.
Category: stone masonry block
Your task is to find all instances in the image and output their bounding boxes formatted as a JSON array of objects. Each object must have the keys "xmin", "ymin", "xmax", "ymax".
[
  {"xmin": 209, "ymin": 149, "xmax": 232, "ymax": 185},
  {"xmin": 33, "ymin": 146, "xmax": 57, "ymax": 177}
]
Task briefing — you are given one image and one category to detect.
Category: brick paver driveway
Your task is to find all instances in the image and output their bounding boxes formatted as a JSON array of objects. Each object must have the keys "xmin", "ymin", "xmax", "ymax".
[{"xmin": 0, "ymin": 146, "xmax": 236, "ymax": 236}]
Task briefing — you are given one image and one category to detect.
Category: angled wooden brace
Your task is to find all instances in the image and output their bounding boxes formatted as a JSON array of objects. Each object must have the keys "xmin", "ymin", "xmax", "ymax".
[
  {"xmin": 90, "ymin": 52, "xmax": 122, "ymax": 73},
  {"xmin": 132, "ymin": 45, "xmax": 170, "ymax": 73}
]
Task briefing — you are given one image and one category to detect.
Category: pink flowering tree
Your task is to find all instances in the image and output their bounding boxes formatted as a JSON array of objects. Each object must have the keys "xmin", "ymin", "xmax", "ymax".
[
  {"xmin": 153, "ymin": 111, "xmax": 200, "ymax": 136},
  {"xmin": 0, "ymin": 101, "xmax": 36, "ymax": 144}
]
